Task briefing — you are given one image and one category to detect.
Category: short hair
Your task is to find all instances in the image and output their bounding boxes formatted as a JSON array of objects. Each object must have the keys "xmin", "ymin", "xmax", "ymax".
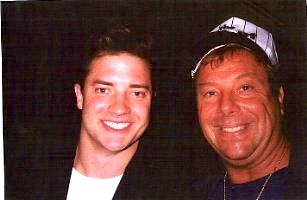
[
  {"xmin": 195, "ymin": 43, "xmax": 282, "ymax": 98},
  {"xmin": 78, "ymin": 23, "xmax": 154, "ymax": 88}
]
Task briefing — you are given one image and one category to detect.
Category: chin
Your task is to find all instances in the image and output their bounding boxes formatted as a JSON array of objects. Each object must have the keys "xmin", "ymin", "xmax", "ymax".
[
  {"xmin": 106, "ymin": 145, "xmax": 127, "ymax": 152},
  {"xmin": 219, "ymin": 146, "xmax": 252, "ymax": 160},
  {"xmin": 106, "ymin": 139, "xmax": 138, "ymax": 152}
]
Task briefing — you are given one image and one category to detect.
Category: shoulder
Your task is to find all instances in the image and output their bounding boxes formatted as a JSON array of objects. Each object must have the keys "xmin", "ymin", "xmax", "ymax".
[
  {"xmin": 284, "ymin": 169, "xmax": 307, "ymax": 199},
  {"xmin": 113, "ymin": 142, "xmax": 168, "ymax": 199},
  {"xmin": 284, "ymin": 133, "xmax": 307, "ymax": 199},
  {"xmin": 5, "ymin": 119, "xmax": 78, "ymax": 199},
  {"xmin": 191, "ymin": 172, "xmax": 224, "ymax": 200}
]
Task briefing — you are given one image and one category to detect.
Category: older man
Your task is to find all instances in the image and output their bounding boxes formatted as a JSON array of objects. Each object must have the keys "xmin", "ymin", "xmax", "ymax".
[{"xmin": 191, "ymin": 17, "xmax": 307, "ymax": 200}]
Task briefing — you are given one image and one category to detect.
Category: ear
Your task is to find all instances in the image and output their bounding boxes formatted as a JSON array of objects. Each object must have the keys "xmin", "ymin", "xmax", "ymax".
[
  {"xmin": 278, "ymin": 86, "xmax": 285, "ymax": 116},
  {"xmin": 74, "ymin": 83, "xmax": 83, "ymax": 110}
]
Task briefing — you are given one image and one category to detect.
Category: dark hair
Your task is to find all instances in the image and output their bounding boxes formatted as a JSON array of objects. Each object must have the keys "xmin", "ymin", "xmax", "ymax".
[
  {"xmin": 78, "ymin": 23, "xmax": 154, "ymax": 88},
  {"xmin": 195, "ymin": 44, "xmax": 282, "ymax": 98}
]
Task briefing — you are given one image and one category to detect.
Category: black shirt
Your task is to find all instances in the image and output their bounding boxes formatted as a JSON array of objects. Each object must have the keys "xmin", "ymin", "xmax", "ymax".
[{"xmin": 223, "ymin": 168, "xmax": 288, "ymax": 200}]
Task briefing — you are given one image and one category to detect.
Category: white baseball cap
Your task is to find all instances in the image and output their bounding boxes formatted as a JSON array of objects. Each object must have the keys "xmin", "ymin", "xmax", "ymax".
[{"xmin": 191, "ymin": 16, "xmax": 279, "ymax": 79}]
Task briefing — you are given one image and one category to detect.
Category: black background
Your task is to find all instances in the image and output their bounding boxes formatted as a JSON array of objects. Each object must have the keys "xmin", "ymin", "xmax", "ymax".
[{"xmin": 2, "ymin": 0, "xmax": 306, "ymax": 196}]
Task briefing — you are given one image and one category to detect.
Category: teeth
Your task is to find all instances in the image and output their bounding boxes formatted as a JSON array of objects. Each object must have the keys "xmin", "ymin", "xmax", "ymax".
[
  {"xmin": 104, "ymin": 121, "xmax": 130, "ymax": 130},
  {"xmin": 222, "ymin": 125, "xmax": 245, "ymax": 133}
]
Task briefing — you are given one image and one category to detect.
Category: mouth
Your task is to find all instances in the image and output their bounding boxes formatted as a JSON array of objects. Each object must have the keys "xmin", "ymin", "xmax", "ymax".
[
  {"xmin": 220, "ymin": 125, "xmax": 248, "ymax": 133},
  {"xmin": 103, "ymin": 121, "xmax": 131, "ymax": 130}
]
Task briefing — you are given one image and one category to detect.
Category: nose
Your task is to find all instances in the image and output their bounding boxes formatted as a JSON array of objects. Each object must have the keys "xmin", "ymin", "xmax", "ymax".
[
  {"xmin": 219, "ymin": 92, "xmax": 240, "ymax": 116},
  {"xmin": 108, "ymin": 94, "xmax": 131, "ymax": 116}
]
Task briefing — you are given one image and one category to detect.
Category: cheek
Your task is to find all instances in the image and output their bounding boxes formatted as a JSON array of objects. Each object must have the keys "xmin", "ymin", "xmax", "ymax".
[
  {"xmin": 197, "ymin": 99, "xmax": 214, "ymax": 122},
  {"xmin": 134, "ymin": 101, "xmax": 151, "ymax": 119},
  {"xmin": 128, "ymin": 98, "xmax": 151, "ymax": 122},
  {"xmin": 83, "ymin": 96, "xmax": 109, "ymax": 113},
  {"xmin": 240, "ymin": 98, "xmax": 280, "ymax": 135},
  {"xmin": 240, "ymin": 98, "xmax": 273, "ymax": 118},
  {"xmin": 197, "ymin": 103, "xmax": 215, "ymax": 136},
  {"xmin": 197, "ymin": 105, "xmax": 217, "ymax": 144}
]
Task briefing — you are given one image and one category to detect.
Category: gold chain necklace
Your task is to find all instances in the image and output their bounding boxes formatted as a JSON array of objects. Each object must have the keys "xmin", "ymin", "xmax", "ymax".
[
  {"xmin": 223, "ymin": 171, "xmax": 273, "ymax": 200},
  {"xmin": 223, "ymin": 149, "xmax": 287, "ymax": 200}
]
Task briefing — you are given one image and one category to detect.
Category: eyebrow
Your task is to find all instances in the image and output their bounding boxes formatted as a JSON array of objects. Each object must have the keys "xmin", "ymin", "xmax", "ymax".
[
  {"xmin": 93, "ymin": 80, "xmax": 113, "ymax": 86},
  {"xmin": 236, "ymin": 72, "xmax": 263, "ymax": 80},
  {"xmin": 130, "ymin": 84, "xmax": 151, "ymax": 91},
  {"xmin": 93, "ymin": 80, "xmax": 152, "ymax": 91}
]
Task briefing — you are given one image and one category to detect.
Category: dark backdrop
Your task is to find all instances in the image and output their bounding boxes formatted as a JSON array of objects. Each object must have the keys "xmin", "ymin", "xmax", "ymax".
[{"xmin": 3, "ymin": 0, "xmax": 306, "ymax": 196}]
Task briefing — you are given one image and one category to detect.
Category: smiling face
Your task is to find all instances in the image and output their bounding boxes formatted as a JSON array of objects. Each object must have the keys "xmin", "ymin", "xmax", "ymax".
[
  {"xmin": 74, "ymin": 53, "xmax": 152, "ymax": 153},
  {"xmin": 196, "ymin": 50, "xmax": 284, "ymax": 167}
]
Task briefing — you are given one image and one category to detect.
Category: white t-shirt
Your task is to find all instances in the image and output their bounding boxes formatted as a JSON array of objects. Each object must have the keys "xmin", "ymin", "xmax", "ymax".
[{"xmin": 66, "ymin": 168, "xmax": 123, "ymax": 200}]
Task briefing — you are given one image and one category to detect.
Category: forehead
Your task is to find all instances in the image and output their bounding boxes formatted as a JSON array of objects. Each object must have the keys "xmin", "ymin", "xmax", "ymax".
[
  {"xmin": 88, "ymin": 53, "xmax": 151, "ymax": 76},
  {"xmin": 196, "ymin": 50, "xmax": 268, "ymax": 81}
]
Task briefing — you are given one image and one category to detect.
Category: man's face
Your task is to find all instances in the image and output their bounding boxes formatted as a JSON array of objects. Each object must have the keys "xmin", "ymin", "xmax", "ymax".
[
  {"xmin": 74, "ymin": 53, "xmax": 152, "ymax": 153},
  {"xmin": 196, "ymin": 50, "xmax": 284, "ymax": 167}
]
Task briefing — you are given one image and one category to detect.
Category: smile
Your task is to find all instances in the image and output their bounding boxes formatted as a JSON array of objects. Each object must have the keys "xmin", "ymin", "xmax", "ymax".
[
  {"xmin": 104, "ymin": 121, "xmax": 130, "ymax": 130},
  {"xmin": 221, "ymin": 125, "xmax": 247, "ymax": 133}
]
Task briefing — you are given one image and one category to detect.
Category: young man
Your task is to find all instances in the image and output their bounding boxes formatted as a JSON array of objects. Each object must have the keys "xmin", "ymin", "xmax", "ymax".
[
  {"xmin": 7, "ymin": 19, "xmax": 195, "ymax": 199},
  {"xmin": 190, "ymin": 17, "xmax": 307, "ymax": 199},
  {"xmin": 65, "ymin": 24, "xmax": 154, "ymax": 200}
]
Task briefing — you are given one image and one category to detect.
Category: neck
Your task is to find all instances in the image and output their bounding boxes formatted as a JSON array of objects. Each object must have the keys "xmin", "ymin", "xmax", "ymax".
[
  {"xmin": 73, "ymin": 133, "xmax": 138, "ymax": 179},
  {"xmin": 225, "ymin": 139, "xmax": 290, "ymax": 184}
]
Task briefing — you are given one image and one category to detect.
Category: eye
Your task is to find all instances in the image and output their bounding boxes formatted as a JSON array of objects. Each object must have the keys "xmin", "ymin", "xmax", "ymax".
[
  {"xmin": 198, "ymin": 87, "xmax": 218, "ymax": 98},
  {"xmin": 239, "ymin": 84, "xmax": 253, "ymax": 92},
  {"xmin": 207, "ymin": 91, "xmax": 216, "ymax": 96},
  {"xmin": 95, "ymin": 87, "xmax": 109, "ymax": 94},
  {"xmin": 131, "ymin": 90, "xmax": 146, "ymax": 98},
  {"xmin": 203, "ymin": 90, "xmax": 217, "ymax": 97},
  {"xmin": 238, "ymin": 84, "xmax": 257, "ymax": 96}
]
